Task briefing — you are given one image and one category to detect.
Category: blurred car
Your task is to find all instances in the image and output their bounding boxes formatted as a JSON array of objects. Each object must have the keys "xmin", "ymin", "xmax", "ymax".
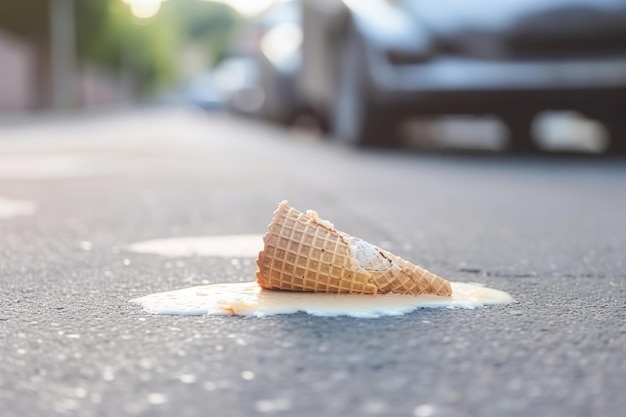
[
  {"xmin": 297, "ymin": 0, "xmax": 626, "ymax": 152},
  {"xmin": 178, "ymin": 56, "xmax": 262, "ymax": 114},
  {"xmin": 182, "ymin": 71, "xmax": 225, "ymax": 111},
  {"xmin": 252, "ymin": 0, "xmax": 307, "ymax": 125},
  {"xmin": 213, "ymin": 56, "xmax": 264, "ymax": 116}
]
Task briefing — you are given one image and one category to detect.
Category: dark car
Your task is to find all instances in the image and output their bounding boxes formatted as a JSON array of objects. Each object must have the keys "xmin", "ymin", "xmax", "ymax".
[{"xmin": 297, "ymin": 0, "xmax": 626, "ymax": 152}]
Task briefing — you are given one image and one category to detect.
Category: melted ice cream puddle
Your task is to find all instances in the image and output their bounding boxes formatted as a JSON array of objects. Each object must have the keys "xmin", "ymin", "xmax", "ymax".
[
  {"xmin": 0, "ymin": 197, "xmax": 36, "ymax": 219},
  {"xmin": 127, "ymin": 235, "xmax": 264, "ymax": 258},
  {"xmin": 131, "ymin": 282, "xmax": 515, "ymax": 318}
]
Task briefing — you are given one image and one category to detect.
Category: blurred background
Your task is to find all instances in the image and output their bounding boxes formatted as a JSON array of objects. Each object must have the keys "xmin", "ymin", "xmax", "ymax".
[
  {"xmin": 1, "ymin": 0, "xmax": 626, "ymax": 154},
  {"xmin": 0, "ymin": 0, "xmax": 257, "ymax": 111}
]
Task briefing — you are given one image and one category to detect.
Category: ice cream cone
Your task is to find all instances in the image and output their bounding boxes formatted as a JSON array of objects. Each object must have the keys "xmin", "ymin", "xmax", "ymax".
[{"xmin": 256, "ymin": 201, "xmax": 452, "ymax": 296}]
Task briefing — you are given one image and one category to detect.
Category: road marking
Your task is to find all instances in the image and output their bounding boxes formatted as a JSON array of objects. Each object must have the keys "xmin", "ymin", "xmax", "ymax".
[
  {"xmin": 0, "ymin": 197, "xmax": 36, "ymax": 219},
  {"xmin": 0, "ymin": 154, "xmax": 125, "ymax": 180},
  {"xmin": 126, "ymin": 234, "xmax": 264, "ymax": 258}
]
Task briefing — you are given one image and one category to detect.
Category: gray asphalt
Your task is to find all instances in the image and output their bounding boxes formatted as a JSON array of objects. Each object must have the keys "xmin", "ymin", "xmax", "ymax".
[{"xmin": 1, "ymin": 109, "xmax": 625, "ymax": 417}]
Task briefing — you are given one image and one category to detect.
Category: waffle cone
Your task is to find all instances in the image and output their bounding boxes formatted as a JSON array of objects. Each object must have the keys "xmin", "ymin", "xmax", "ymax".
[{"xmin": 256, "ymin": 201, "xmax": 452, "ymax": 296}]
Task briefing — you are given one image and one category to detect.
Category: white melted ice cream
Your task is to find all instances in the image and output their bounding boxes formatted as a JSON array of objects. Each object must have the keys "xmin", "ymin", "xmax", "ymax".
[
  {"xmin": 347, "ymin": 237, "xmax": 394, "ymax": 271},
  {"xmin": 131, "ymin": 282, "xmax": 515, "ymax": 318}
]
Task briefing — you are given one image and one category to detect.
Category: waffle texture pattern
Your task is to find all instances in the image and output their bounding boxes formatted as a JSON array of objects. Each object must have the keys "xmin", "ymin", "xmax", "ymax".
[{"xmin": 256, "ymin": 201, "xmax": 452, "ymax": 296}]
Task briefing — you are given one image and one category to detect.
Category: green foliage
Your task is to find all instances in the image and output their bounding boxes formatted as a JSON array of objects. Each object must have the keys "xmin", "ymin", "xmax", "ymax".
[
  {"xmin": 0, "ymin": 0, "xmax": 240, "ymax": 91},
  {"xmin": 163, "ymin": 0, "xmax": 239, "ymax": 66},
  {"xmin": 75, "ymin": 0, "xmax": 239, "ymax": 90},
  {"xmin": 75, "ymin": 0, "xmax": 180, "ymax": 90}
]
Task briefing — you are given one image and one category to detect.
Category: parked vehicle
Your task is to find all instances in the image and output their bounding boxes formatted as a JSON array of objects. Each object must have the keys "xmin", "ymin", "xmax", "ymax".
[
  {"xmin": 214, "ymin": 56, "xmax": 264, "ymax": 116},
  {"xmin": 181, "ymin": 70, "xmax": 225, "ymax": 111},
  {"xmin": 250, "ymin": 0, "xmax": 306, "ymax": 124},
  {"xmin": 297, "ymin": 0, "xmax": 626, "ymax": 152}
]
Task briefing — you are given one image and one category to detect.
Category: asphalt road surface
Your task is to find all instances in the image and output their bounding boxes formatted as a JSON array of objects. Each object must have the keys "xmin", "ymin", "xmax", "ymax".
[{"xmin": 1, "ymin": 109, "xmax": 625, "ymax": 417}]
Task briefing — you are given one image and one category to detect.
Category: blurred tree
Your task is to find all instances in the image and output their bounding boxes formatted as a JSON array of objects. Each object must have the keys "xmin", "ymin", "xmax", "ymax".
[
  {"xmin": 0, "ymin": 0, "xmax": 239, "ymax": 97},
  {"xmin": 167, "ymin": 0, "xmax": 238, "ymax": 64},
  {"xmin": 74, "ymin": 0, "xmax": 182, "ymax": 92}
]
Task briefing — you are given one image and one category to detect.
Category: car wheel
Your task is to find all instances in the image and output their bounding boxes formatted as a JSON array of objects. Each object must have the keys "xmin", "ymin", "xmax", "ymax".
[
  {"xmin": 331, "ymin": 28, "xmax": 399, "ymax": 147},
  {"xmin": 602, "ymin": 118, "xmax": 626, "ymax": 155},
  {"xmin": 503, "ymin": 113, "xmax": 541, "ymax": 154}
]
